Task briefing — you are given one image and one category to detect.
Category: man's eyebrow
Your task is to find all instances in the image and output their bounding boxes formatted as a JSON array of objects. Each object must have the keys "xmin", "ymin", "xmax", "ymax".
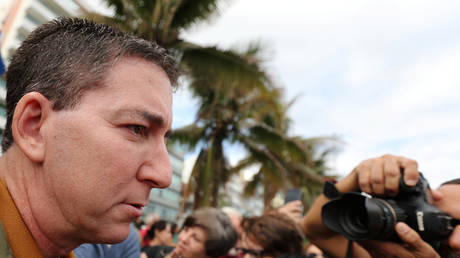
[
  {"xmin": 142, "ymin": 111, "xmax": 172, "ymax": 137},
  {"xmin": 115, "ymin": 108, "xmax": 169, "ymax": 130},
  {"xmin": 141, "ymin": 110, "xmax": 164, "ymax": 127}
]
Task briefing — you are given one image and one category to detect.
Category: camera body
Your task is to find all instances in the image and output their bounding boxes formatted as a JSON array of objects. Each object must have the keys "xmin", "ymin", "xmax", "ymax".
[{"xmin": 322, "ymin": 173, "xmax": 455, "ymax": 250}]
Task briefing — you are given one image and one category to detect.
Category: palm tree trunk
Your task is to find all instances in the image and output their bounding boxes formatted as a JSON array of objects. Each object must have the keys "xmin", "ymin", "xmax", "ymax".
[{"xmin": 263, "ymin": 177, "xmax": 278, "ymax": 212}]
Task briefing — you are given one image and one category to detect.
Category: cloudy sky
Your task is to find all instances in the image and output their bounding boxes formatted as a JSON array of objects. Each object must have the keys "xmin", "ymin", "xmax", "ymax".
[
  {"xmin": 86, "ymin": 0, "xmax": 460, "ymax": 188},
  {"xmin": 171, "ymin": 0, "xmax": 460, "ymax": 188}
]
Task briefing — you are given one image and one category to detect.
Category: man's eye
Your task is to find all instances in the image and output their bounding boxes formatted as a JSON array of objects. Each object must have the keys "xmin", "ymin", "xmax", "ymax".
[{"xmin": 127, "ymin": 125, "xmax": 147, "ymax": 136}]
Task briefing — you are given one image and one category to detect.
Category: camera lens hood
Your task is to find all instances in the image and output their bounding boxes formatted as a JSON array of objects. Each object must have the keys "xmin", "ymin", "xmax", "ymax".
[{"xmin": 322, "ymin": 192, "xmax": 370, "ymax": 241}]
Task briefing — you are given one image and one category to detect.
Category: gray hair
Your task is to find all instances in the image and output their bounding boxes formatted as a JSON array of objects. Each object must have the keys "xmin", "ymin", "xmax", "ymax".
[{"xmin": 182, "ymin": 207, "xmax": 238, "ymax": 257}]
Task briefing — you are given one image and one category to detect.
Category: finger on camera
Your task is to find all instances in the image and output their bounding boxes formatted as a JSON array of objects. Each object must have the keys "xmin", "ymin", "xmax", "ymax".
[
  {"xmin": 395, "ymin": 222, "xmax": 437, "ymax": 255},
  {"xmin": 359, "ymin": 240, "xmax": 412, "ymax": 258},
  {"xmin": 447, "ymin": 225, "xmax": 460, "ymax": 251},
  {"xmin": 383, "ymin": 158, "xmax": 400, "ymax": 196},
  {"xmin": 370, "ymin": 160, "xmax": 385, "ymax": 195},
  {"xmin": 398, "ymin": 157, "xmax": 419, "ymax": 187},
  {"xmin": 357, "ymin": 165, "xmax": 372, "ymax": 194}
]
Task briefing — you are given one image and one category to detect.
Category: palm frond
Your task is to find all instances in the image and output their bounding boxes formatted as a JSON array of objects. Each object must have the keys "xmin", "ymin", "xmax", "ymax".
[
  {"xmin": 170, "ymin": 124, "xmax": 206, "ymax": 150},
  {"xmin": 171, "ymin": 0, "xmax": 228, "ymax": 30},
  {"xmin": 178, "ymin": 43, "xmax": 273, "ymax": 93}
]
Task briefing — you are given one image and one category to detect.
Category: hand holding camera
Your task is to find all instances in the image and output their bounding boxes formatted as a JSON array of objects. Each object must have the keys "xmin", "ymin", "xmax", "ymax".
[
  {"xmin": 321, "ymin": 154, "xmax": 459, "ymax": 257},
  {"xmin": 338, "ymin": 154, "xmax": 420, "ymax": 195}
]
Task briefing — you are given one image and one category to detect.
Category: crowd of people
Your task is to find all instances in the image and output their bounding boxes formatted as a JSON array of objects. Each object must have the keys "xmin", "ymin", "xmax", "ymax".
[
  {"xmin": 76, "ymin": 203, "xmax": 321, "ymax": 258},
  {"xmin": 0, "ymin": 16, "xmax": 459, "ymax": 258}
]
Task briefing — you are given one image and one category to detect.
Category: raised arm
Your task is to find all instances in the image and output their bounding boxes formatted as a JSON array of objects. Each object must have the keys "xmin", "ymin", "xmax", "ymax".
[{"xmin": 300, "ymin": 154, "xmax": 420, "ymax": 258}]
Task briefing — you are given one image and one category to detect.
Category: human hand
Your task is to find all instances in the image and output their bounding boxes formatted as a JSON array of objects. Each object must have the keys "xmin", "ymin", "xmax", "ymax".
[
  {"xmin": 278, "ymin": 200, "xmax": 303, "ymax": 222},
  {"xmin": 349, "ymin": 154, "xmax": 419, "ymax": 197},
  {"xmin": 358, "ymin": 222, "xmax": 440, "ymax": 258}
]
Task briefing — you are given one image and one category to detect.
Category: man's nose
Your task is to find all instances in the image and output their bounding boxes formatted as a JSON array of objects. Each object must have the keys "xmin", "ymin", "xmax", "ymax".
[{"xmin": 137, "ymin": 142, "xmax": 172, "ymax": 188}]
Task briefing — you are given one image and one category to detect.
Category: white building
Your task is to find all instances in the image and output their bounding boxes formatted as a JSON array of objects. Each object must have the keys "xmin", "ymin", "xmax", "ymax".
[
  {"xmin": 224, "ymin": 173, "xmax": 264, "ymax": 216},
  {"xmin": 0, "ymin": 0, "xmax": 89, "ymax": 132},
  {"xmin": 1, "ymin": 0, "xmax": 85, "ymax": 62}
]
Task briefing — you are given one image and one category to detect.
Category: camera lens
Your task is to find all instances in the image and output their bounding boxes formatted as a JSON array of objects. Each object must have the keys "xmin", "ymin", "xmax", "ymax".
[
  {"xmin": 322, "ymin": 193, "xmax": 402, "ymax": 241},
  {"xmin": 338, "ymin": 201, "xmax": 368, "ymax": 238},
  {"xmin": 365, "ymin": 198, "xmax": 401, "ymax": 240}
]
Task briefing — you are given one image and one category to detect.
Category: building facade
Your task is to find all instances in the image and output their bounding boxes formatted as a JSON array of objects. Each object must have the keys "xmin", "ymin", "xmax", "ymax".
[
  {"xmin": 224, "ymin": 173, "xmax": 264, "ymax": 216},
  {"xmin": 0, "ymin": 0, "xmax": 86, "ymax": 133}
]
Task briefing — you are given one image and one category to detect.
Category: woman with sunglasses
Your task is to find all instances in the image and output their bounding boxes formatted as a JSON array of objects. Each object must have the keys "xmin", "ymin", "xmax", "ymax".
[
  {"xmin": 142, "ymin": 207, "xmax": 237, "ymax": 258},
  {"xmin": 238, "ymin": 211, "xmax": 305, "ymax": 258}
]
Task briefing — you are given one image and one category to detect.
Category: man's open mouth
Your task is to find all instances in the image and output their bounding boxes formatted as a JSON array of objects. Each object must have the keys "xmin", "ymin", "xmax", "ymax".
[{"xmin": 130, "ymin": 203, "xmax": 144, "ymax": 209}]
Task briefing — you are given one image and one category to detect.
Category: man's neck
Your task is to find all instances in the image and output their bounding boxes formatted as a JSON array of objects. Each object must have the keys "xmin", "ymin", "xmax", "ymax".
[{"xmin": 0, "ymin": 148, "xmax": 77, "ymax": 257}]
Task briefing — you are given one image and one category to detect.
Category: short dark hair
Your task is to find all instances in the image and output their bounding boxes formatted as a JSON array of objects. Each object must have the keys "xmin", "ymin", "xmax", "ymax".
[
  {"xmin": 441, "ymin": 178, "xmax": 460, "ymax": 186},
  {"xmin": 146, "ymin": 220, "xmax": 169, "ymax": 240},
  {"xmin": 242, "ymin": 211, "xmax": 304, "ymax": 257},
  {"xmin": 182, "ymin": 207, "xmax": 237, "ymax": 257},
  {"xmin": 3, "ymin": 17, "xmax": 179, "ymax": 152}
]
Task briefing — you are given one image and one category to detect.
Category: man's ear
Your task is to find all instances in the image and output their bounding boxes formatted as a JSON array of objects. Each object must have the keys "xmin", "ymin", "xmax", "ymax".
[{"xmin": 12, "ymin": 92, "xmax": 52, "ymax": 162}]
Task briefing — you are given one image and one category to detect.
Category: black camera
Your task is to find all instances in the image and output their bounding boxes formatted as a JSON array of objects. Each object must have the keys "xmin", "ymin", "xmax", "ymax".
[{"xmin": 321, "ymin": 173, "xmax": 458, "ymax": 250}]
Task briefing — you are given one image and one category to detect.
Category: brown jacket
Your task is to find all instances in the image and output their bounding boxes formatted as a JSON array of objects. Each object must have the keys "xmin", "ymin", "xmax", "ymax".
[{"xmin": 0, "ymin": 180, "xmax": 74, "ymax": 258}]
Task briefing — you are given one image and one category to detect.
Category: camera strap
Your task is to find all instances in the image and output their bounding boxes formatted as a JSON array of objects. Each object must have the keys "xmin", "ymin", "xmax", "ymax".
[{"xmin": 323, "ymin": 180, "xmax": 342, "ymax": 199}]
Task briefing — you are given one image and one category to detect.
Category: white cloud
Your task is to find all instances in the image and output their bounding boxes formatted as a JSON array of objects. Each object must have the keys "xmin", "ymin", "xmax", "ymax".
[
  {"xmin": 177, "ymin": 0, "xmax": 460, "ymax": 188},
  {"xmin": 172, "ymin": 85, "xmax": 198, "ymax": 128}
]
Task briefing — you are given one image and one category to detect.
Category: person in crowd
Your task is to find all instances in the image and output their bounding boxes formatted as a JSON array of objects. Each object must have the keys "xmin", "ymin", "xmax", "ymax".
[
  {"xmin": 301, "ymin": 154, "xmax": 460, "ymax": 258},
  {"xmin": 142, "ymin": 220, "xmax": 173, "ymax": 251},
  {"xmin": 277, "ymin": 254, "xmax": 308, "ymax": 258},
  {"xmin": 238, "ymin": 211, "xmax": 304, "ymax": 258},
  {"xmin": 0, "ymin": 28, "xmax": 5, "ymax": 76},
  {"xmin": 220, "ymin": 206, "xmax": 244, "ymax": 258},
  {"xmin": 141, "ymin": 213, "xmax": 161, "ymax": 247},
  {"xmin": 134, "ymin": 217, "xmax": 145, "ymax": 230},
  {"xmin": 169, "ymin": 222, "xmax": 179, "ymax": 246},
  {"xmin": 74, "ymin": 224, "xmax": 141, "ymax": 258},
  {"xmin": 278, "ymin": 200, "xmax": 304, "ymax": 223},
  {"xmin": 141, "ymin": 207, "xmax": 238, "ymax": 258},
  {"xmin": 305, "ymin": 243, "xmax": 326, "ymax": 258},
  {"xmin": 0, "ymin": 17, "xmax": 179, "ymax": 257}
]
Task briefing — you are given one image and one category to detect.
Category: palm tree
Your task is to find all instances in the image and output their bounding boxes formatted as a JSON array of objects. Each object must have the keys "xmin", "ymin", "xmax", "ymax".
[
  {"xmin": 88, "ymin": 0, "xmax": 335, "ymax": 209},
  {"xmin": 234, "ymin": 96, "xmax": 339, "ymax": 210},
  {"xmin": 85, "ymin": 1, "xmax": 289, "ymax": 208},
  {"xmin": 86, "ymin": 0, "xmax": 269, "ymax": 90},
  {"xmin": 171, "ymin": 42, "xmax": 283, "ymax": 208},
  {"xmin": 239, "ymin": 137, "xmax": 337, "ymax": 210}
]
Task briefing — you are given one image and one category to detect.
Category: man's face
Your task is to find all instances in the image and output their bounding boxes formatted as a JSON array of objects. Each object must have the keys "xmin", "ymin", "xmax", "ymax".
[
  {"xmin": 433, "ymin": 184, "xmax": 460, "ymax": 255},
  {"xmin": 33, "ymin": 56, "xmax": 173, "ymax": 243}
]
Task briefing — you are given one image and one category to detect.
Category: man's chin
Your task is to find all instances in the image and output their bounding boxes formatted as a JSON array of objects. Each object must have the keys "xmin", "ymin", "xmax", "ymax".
[{"xmin": 85, "ymin": 225, "xmax": 130, "ymax": 244}]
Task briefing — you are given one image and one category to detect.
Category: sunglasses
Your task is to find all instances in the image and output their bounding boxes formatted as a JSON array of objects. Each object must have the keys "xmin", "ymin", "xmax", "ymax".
[{"xmin": 235, "ymin": 247, "xmax": 265, "ymax": 257}]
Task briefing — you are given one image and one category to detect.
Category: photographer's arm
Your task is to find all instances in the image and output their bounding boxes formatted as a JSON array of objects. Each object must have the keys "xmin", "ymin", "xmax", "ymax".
[
  {"xmin": 300, "ymin": 154, "xmax": 420, "ymax": 258},
  {"xmin": 300, "ymin": 169, "xmax": 371, "ymax": 257}
]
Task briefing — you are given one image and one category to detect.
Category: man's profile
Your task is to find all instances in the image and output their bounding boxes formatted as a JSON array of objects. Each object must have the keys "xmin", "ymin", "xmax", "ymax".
[{"xmin": 0, "ymin": 17, "xmax": 179, "ymax": 257}]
